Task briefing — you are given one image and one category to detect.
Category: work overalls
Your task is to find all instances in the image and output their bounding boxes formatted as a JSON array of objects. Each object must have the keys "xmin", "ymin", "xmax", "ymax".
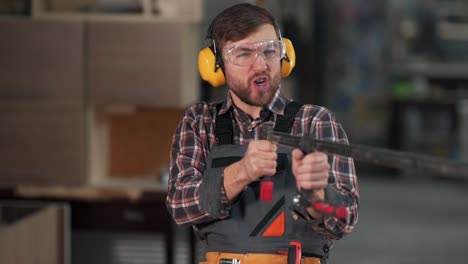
[{"xmin": 198, "ymin": 102, "xmax": 332, "ymax": 264}]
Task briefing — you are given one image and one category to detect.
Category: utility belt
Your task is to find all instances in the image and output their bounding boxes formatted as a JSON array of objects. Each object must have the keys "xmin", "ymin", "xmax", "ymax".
[{"xmin": 200, "ymin": 242, "xmax": 321, "ymax": 264}]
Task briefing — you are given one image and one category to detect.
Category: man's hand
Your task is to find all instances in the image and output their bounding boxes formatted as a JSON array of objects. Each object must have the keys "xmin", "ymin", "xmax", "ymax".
[
  {"xmin": 291, "ymin": 149, "xmax": 330, "ymax": 201},
  {"xmin": 239, "ymin": 140, "xmax": 278, "ymax": 182},
  {"xmin": 224, "ymin": 140, "xmax": 277, "ymax": 201}
]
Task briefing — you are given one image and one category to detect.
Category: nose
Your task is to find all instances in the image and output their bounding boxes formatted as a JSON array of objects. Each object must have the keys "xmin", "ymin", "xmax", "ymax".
[{"xmin": 251, "ymin": 52, "xmax": 268, "ymax": 71}]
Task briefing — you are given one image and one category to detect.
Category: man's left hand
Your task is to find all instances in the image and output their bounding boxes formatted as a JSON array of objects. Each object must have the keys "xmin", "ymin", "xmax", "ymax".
[{"xmin": 291, "ymin": 149, "xmax": 330, "ymax": 201}]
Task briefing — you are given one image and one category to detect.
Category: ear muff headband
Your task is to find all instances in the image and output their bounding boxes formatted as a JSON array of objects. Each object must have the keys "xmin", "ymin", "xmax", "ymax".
[{"xmin": 198, "ymin": 38, "xmax": 296, "ymax": 88}]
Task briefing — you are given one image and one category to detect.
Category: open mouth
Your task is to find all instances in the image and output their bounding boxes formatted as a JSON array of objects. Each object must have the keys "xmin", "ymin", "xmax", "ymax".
[
  {"xmin": 254, "ymin": 77, "xmax": 267, "ymax": 85},
  {"xmin": 251, "ymin": 76, "xmax": 269, "ymax": 94},
  {"xmin": 252, "ymin": 76, "xmax": 269, "ymax": 92}
]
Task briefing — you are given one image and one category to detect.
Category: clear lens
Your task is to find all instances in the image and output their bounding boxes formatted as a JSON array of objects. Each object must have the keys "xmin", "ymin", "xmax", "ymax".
[{"xmin": 223, "ymin": 40, "xmax": 285, "ymax": 67}]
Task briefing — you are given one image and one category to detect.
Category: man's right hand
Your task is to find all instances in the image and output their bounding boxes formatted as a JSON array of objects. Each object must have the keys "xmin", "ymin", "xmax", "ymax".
[
  {"xmin": 239, "ymin": 140, "xmax": 278, "ymax": 182},
  {"xmin": 223, "ymin": 140, "xmax": 278, "ymax": 201}
]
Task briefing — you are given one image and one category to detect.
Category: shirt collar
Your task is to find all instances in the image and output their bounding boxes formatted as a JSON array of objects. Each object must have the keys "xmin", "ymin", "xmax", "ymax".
[
  {"xmin": 217, "ymin": 93, "xmax": 234, "ymax": 115},
  {"xmin": 267, "ymin": 89, "xmax": 290, "ymax": 115},
  {"xmin": 218, "ymin": 88, "xmax": 291, "ymax": 116}
]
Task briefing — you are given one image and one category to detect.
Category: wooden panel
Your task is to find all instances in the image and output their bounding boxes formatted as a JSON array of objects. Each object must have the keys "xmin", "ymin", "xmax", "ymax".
[
  {"xmin": 47, "ymin": 0, "xmax": 95, "ymax": 12},
  {"xmin": 0, "ymin": 203, "xmax": 68, "ymax": 264},
  {"xmin": 0, "ymin": 19, "xmax": 84, "ymax": 106},
  {"xmin": 107, "ymin": 108, "xmax": 184, "ymax": 179},
  {"xmin": 0, "ymin": 102, "xmax": 85, "ymax": 186},
  {"xmin": 158, "ymin": 0, "xmax": 203, "ymax": 21},
  {"xmin": 88, "ymin": 21, "xmax": 187, "ymax": 107}
]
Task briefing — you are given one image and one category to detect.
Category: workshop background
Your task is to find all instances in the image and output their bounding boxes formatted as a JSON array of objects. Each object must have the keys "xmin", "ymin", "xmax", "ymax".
[{"xmin": 0, "ymin": 0, "xmax": 467, "ymax": 264}]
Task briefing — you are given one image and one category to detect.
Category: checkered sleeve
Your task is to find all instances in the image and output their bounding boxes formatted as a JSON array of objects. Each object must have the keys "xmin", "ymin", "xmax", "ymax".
[
  {"xmin": 305, "ymin": 107, "xmax": 360, "ymax": 239},
  {"xmin": 166, "ymin": 103, "xmax": 229, "ymax": 226}
]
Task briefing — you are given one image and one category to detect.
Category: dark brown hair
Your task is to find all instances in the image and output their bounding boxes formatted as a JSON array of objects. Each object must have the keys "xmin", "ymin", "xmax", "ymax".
[{"xmin": 208, "ymin": 3, "xmax": 279, "ymax": 51}]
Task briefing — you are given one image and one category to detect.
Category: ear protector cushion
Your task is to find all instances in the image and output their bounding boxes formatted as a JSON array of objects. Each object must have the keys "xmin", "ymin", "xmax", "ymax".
[
  {"xmin": 281, "ymin": 38, "xmax": 296, "ymax": 78},
  {"xmin": 198, "ymin": 47, "xmax": 226, "ymax": 88},
  {"xmin": 197, "ymin": 38, "xmax": 296, "ymax": 87}
]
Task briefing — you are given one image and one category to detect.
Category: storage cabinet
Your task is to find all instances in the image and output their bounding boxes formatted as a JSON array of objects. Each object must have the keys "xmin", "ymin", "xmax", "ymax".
[
  {"xmin": 0, "ymin": 20, "xmax": 85, "ymax": 186},
  {"xmin": 0, "ymin": 3, "xmax": 201, "ymax": 264},
  {"xmin": 87, "ymin": 106, "xmax": 184, "ymax": 188},
  {"xmin": 388, "ymin": 62, "xmax": 468, "ymax": 163},
  {"xmin": 385, "ymin": 1, "xmax": 468, "ymax": 164},
  {"xmin": 71, "ymin": 200, "xmax": 175, "ymax": 264},
  {"xmin": 0, "ymin": 17, "xmax": 200, "ymax": 187},
  {"xmin": 0, "ymin": 19, "xmax": 84, "ymax": 106},
  {"xmin": 0, "ymin": 102, "xmax": 85, "ymax": 186},
  {"xmin": 87, "ymin": 20, "xmax": 199, "ymax": 107},
  {"xmin": 0, "ymin": 201, "xmax": 70, "ymax": 264}
]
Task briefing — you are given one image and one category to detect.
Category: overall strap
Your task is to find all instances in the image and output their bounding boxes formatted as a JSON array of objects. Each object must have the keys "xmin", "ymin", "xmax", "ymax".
[
  {"xmin": 273, "ymin": 101, "xmax": 303, "ymax": 133},
  {"xmin": 215, "ymin": 102, "xmax": 234, "ymax": 145}
]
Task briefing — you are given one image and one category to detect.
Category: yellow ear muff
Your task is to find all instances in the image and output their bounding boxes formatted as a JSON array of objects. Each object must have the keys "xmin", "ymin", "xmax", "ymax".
[
  {"xmin": 198, "ymin": 47, "xmax": 226, "ymax": 87},
  {"xmin": 281, "ymin": 38, "xmax": 296, "ymax": 78}
]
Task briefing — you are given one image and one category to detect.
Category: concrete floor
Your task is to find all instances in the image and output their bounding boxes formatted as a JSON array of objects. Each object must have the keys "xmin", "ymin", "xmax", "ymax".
[{"xmin": 329, "ymin": 175, "xmax": 468, "ymax": 264}]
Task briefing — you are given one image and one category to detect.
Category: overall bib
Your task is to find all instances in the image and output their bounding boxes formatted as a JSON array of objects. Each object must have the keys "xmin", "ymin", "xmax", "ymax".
[{"xmin": 197, "ymin": 102, "xmax": 332, "ymax": 263}]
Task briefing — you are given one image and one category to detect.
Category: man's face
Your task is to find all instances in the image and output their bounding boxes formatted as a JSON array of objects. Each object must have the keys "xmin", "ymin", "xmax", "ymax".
[{"xmin": 222, "ymin": 24, "xmax": 282, "ymax": 107}]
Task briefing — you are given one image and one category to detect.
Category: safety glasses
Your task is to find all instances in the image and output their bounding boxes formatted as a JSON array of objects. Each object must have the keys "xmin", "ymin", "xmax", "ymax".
[{"xmin": 222, "ymin": 39, "xmax": 286, "ymax": 67}]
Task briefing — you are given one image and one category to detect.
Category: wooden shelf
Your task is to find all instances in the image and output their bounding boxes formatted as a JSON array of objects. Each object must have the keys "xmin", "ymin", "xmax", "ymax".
[
  {"xmin": 87, "ymin": 106, "xmax": 184, "ymax": 189},
  {"xmin": 31, "ymin": 0, "xmax": 202, "ymax": 23}
]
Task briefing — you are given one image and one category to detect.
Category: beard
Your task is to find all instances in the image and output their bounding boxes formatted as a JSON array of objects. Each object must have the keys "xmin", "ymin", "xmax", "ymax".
[{"xmin": 226, "ymin": 71, "xmax": 281, "ymax": 107}]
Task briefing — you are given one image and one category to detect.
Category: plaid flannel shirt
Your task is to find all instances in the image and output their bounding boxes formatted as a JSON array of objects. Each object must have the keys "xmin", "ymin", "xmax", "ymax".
[{"xmin": 167, "ymin": 90, "xmax": 359, "ymax": 239}]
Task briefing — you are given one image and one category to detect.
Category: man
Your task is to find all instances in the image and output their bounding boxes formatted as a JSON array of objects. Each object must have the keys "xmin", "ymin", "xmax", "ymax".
[{"xmin": 167, "ymin": 3, "xmax": 359, "ymax": 264}]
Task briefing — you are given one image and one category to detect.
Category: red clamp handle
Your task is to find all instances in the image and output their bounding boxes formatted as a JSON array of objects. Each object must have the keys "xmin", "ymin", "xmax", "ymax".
[{"xmin": 287, "ymin": 241, "xmax": 302, "ymax": 264}]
